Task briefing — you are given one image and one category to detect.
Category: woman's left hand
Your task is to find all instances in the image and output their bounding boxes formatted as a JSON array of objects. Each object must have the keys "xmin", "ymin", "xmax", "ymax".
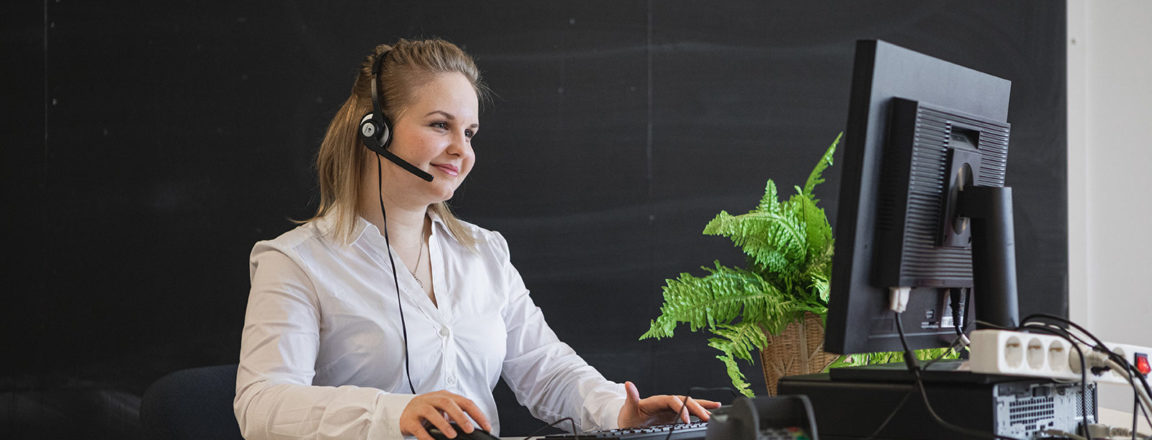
[{"xmin": 617, "ymin": 381, "xmax": 723, "ymax": 428}]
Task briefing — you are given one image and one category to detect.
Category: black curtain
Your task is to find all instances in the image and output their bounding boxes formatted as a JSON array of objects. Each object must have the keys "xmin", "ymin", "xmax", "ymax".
[{"xmin": 1, "ymin": 1, "xmax": 1066, "ymax": 437}]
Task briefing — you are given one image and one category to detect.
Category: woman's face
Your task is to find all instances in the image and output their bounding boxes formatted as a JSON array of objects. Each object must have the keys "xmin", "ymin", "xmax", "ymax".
[{"xmin": 381, "ymin": 72, "xmax": 479, "ymax": 205}]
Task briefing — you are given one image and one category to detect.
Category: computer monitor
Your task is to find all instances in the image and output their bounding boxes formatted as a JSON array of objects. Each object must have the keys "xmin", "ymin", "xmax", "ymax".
[{"xmin": 824, "ymin": 40, "xmax": 1020, "ymax": 355}]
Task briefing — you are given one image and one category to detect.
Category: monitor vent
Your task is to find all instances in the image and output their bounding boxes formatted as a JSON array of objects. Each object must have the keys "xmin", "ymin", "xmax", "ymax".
[{"xmin": 897, "ymin": 105, "xmax": 1010, "ymax": 284}]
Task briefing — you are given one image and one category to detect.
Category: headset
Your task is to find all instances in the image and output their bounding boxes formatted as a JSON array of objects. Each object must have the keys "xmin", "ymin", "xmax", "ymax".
[
  {"xmin": 358, "ymin": 50, "xmax": 434, "ymax": 182},
  {"xmin": 360, "ymin": 49, "xmax": 423, "ymax": 395}
]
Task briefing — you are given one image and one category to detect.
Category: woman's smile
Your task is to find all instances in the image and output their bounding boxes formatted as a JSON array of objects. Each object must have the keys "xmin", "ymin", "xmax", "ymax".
[{"xmin": 432, "ymin": 163, "xmax": 460, "ymax": 176}]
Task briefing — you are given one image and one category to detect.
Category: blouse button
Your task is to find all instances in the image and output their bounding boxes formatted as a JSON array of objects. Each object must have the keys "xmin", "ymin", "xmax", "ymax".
[
  {"xmin": 447, "ymin": 375, "xmax": 457, "ymax": 385},
  {"xmin": 439, "ymin": 327, "xmax": 450, "ymax": 338}
]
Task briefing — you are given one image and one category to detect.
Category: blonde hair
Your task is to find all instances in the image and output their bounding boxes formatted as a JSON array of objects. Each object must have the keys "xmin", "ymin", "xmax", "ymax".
[{"xmin": 307, "ymin": 38, "xmax": 487, "ymax": 247}]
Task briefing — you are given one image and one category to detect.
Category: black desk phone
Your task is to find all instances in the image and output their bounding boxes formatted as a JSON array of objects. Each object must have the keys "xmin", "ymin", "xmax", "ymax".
[{"xmin": 704, "ymin": 395, "xmax": 818, "ymax": 440}]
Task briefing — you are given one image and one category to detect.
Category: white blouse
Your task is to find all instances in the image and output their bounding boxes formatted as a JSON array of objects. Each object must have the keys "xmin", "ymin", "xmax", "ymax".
[{"xmin": 234, "ymin": 211, "xmax": 626, "ymax": 440}]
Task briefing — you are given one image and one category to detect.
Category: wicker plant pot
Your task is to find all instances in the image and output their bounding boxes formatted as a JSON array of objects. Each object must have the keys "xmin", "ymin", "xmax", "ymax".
[{"xmin": 758, "ymin": 312, "xmax": 840, "ymax": 395}]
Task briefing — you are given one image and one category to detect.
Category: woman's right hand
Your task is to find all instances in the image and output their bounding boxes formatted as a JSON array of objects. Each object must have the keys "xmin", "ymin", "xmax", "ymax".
[{"xmin": 399, "ymin": 390, "xmax": 492, "ymax": 440}]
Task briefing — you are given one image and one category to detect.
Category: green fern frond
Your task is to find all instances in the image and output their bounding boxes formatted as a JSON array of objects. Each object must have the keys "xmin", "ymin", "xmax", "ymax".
[
  {"xmin": 640, "ymin": 263, "xmax": 797, "ymax": 340},
  {"xmin": 714, "ymin": 352, "xmax": 755, "ymax": 398},
  {"xmin": 706, "ymin": 321, "xmax": 766, "ymax": 398},
  {"xmin": 754, "ymin": 180, "xmax": 782, "ymax": 215},
  {"xmin": 703, "ymin": 208, "xmax": 808, "ymax": 275},
  {"xmin": 795, "ymin": 195, "xmax": 833, "ymax": 264},
  {"xmin": 802, "ymin": 132, "xmax": 841, "ymax": 199},
  {"xmin": 806, "ymin": 272, "xmax": 830, "ymax": 304},
  {"xmin": 708, "ymin": 322, "xmax": 770, "ymax": 362},
  {"xmin": 800, "ymin": 240, "xmax": 834, "ymax": 290}
]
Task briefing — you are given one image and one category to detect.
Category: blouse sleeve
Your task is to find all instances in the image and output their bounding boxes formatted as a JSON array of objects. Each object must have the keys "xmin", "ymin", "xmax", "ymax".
[
  {"xmin": 234, "ymin": 247, "xmax": 414, "ymax": 440},
  {"xmin": 493, "ymin": 233, "xmax": 627, "ymax": 432}
]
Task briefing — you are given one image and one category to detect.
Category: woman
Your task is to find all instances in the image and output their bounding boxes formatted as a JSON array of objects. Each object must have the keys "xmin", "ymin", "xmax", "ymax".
[{"xmin": 234, "ymin": 39, "xmax": 719, "ymax": 440}]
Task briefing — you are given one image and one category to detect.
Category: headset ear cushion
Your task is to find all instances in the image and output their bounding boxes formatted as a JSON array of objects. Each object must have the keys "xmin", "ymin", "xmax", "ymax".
[{"xmin": 359, "ymin": 112, "xmax": 391, "ymax": 151}]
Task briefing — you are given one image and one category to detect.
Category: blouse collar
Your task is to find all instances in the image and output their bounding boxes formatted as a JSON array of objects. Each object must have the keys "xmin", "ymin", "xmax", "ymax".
[{"xmin": 316, "ymin": 206, "xmax": 454, "ymax": 246}]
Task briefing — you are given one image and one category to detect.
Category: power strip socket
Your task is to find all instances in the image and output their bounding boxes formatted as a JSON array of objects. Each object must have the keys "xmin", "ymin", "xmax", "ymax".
[{"xmin": 969, "ymin": 329, "xmax": 1151, "ymax": 385}]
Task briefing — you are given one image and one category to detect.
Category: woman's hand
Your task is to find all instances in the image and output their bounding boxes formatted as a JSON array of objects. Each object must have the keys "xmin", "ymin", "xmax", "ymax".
[
  {"xmin": 399, "ymin": 390, "xmax": 492, "ymax": 440},
  {"xmin": 617, "ymin": 381, "xmax": 722, "ymax": 428}
]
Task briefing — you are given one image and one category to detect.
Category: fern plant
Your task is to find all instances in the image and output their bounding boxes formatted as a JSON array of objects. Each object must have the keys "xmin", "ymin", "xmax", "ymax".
[{"xmin": 641, "ymin": 133, "xmax": 953, "ymax": 397}]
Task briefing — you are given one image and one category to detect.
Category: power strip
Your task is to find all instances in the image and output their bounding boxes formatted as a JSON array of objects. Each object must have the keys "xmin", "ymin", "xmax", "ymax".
[{"xmin": 969, "ymin": 329, "xmax": 1151, "ymax": 384}]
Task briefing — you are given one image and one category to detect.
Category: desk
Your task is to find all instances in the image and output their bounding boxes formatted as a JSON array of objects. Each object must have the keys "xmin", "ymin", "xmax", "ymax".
[{"xmin": 1100, "ymin": 407, "xmax": 1151, "ymax": 433}]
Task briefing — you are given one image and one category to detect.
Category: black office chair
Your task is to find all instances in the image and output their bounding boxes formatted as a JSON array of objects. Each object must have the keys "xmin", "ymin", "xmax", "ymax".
[{"xmin": 140, "ymin": 364, "xmax": 244, "ymax": 440}]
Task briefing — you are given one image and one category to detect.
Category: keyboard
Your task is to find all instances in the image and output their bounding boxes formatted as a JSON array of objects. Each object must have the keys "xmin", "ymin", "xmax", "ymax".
[{"xmin": 542, "ymin": 421, "xmax": 709, "ymax": 440}]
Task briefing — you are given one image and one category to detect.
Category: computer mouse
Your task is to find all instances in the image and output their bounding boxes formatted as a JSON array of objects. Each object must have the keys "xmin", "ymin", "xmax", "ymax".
[{"xmin": 427, "ymin": 422, "xmax": 500, "ymax": 440}]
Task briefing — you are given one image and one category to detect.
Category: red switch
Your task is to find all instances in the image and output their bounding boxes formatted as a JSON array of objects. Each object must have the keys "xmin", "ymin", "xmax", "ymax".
[{"xmin": 1136, "ymin": 353, "xmax": 1150, "ymax": 376}]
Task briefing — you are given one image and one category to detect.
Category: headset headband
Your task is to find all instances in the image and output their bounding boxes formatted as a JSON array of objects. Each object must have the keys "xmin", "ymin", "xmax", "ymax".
[{"xmin": 370, "ymin": 49, "xmax": 390, "ymax": 129}]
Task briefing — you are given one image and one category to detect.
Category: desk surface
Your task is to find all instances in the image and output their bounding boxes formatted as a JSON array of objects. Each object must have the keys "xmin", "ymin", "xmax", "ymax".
[{"xmin": 1100, "ymin": 407, "xmax": 1150, "ymax": 433}]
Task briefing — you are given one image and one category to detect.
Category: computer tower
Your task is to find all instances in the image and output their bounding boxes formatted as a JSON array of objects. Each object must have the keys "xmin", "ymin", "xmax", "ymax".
[{"xmin": 778, "ymin": 368, "xmax": 1096, "ymax": 440}]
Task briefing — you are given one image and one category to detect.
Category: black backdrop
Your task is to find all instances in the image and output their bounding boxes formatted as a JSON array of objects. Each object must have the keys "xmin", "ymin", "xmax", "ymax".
[{"xmin": 2, "ymin": 1, "xmax": 1066, "ymax": 438}]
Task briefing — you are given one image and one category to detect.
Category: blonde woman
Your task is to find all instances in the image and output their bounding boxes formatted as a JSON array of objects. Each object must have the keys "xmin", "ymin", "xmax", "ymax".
[{"xmin": 234, "ymin": 39, "xmax": 719, "ymax": 440}]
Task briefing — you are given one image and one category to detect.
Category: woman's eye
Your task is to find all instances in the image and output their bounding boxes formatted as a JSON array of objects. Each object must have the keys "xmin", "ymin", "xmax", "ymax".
[
  {"xmin": 430, "ymin": 121, "xmax": 448, "ymax": 130},
  {"xmin": 464, "ymin": 129, "xmax": 475, "ymax": 139}
]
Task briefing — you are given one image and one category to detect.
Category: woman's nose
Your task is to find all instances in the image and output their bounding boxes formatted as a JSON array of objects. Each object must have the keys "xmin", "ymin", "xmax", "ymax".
[{"xmin": 446, "ymin": 131, "xmax": 469, "ymax": 155}]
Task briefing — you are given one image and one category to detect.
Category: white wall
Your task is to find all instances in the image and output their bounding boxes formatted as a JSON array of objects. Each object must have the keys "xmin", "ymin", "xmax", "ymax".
[{"xmin": 1067, "ymin": 0, "xmax": 1152, "ymax": 414}]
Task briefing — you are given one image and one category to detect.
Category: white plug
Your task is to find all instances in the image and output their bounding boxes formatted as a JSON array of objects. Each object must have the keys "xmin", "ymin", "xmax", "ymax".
[
  {"xmin": 889, "ymin": 286, "xmax": 911, "ymax": 313},
  {"xmin": 1068, "ymin": 347, "xmax": 1112, "ymax": 375}
]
